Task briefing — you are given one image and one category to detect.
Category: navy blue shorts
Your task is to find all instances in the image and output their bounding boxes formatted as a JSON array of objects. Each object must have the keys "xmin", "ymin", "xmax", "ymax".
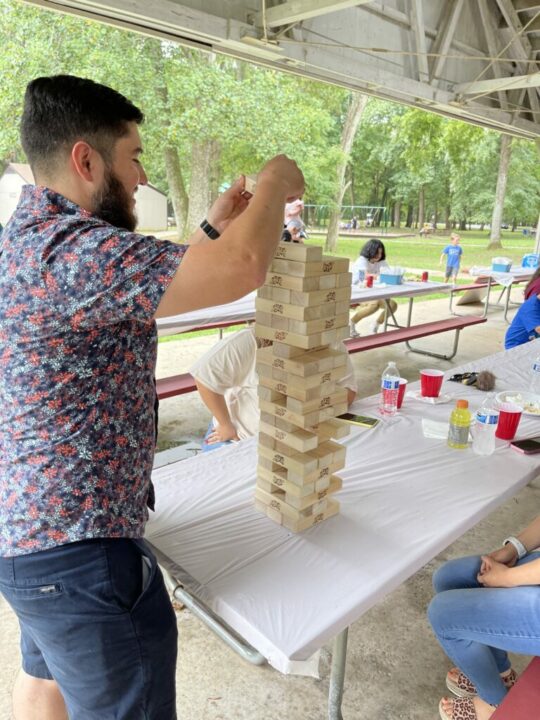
[{"xmin": 0, "ymin": 538, "xmax": 178, "ymax": 719}]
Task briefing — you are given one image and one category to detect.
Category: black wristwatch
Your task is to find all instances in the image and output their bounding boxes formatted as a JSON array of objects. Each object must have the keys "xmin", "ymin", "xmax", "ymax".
[{"xmin": 200, "ymin": 219, "xmax": 220, "ymax": 240}]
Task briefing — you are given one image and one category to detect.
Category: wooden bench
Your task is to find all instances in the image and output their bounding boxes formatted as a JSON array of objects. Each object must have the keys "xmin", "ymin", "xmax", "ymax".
[
  {"xmin": 156, "ymin": 315, "xmax": 486, "ymax": 399},
  {"xmin": 492, "ymin": 657, "xmax": 540, "ymax": 719},
  {"xmin": 344, "ymin": 315, "xmax": 486, "ymax": 360}
]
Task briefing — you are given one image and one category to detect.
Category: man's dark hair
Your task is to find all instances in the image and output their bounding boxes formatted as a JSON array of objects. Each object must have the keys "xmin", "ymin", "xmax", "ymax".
[
  {"xmin": 360, "ymin": 238, "xmax": 386, "ymax": 262},
  {"xmin": 21, "ymin": 75, "xmax": 144, "ymax": 175}
]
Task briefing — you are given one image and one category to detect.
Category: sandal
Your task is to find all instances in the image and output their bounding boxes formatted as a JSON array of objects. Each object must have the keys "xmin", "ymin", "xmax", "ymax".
[
  {"xmin": 439, "ymin": 697, "xmax": 479, "ymax": 720},
  {"xmin": 446, "ymin": 667, "xmax": 516, "ymax": 698}
]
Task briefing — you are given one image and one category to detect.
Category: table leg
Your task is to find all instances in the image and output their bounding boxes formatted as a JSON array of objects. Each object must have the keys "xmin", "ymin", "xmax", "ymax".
[
  {"xmin": 482, "ymin": 277, "xmax": 493, "ymax": 318},
  {"xmin": 328, "ymin": 627, "xmax": 349, "ymax": 720}
]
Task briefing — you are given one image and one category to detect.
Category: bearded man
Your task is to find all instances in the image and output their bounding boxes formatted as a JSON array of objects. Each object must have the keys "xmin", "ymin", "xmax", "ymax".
[{"xmin": 0, "ymin": 75, "xmax": 303, "ymax": 720}]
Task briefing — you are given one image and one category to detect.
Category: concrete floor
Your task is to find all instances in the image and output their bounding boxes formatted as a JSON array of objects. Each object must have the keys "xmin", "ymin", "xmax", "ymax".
[{"xmin": 1, "ymin": 288, "xmax": 539, "ymax": 720}]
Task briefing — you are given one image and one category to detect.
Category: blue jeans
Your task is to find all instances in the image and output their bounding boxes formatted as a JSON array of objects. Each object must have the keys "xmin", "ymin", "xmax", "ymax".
[
  {"xmin": 0, "ymin": 538, "xmax": 178, "ymax": 719},
  {"xmin": 428, "ymin": 553, "xmax": 540, "ymax": 706}
]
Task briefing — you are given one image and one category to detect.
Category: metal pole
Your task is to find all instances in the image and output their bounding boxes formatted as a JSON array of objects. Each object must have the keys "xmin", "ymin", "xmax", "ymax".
[
  {"xmin": 328, "ymin": 627, "xmax": 349, "ymax": 720},
  {"xmin": 534, "ymin": 211, "xmax": 540, "ymax": 255}
]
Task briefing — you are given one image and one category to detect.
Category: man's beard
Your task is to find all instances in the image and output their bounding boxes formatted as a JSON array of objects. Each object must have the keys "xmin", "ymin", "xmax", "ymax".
[{"xmin": 92, "ymin": 169, "xmax": 137, "ymax": 232}]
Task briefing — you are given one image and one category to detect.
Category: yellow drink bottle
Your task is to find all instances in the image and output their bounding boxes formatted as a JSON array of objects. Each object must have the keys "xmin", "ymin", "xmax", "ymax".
[{"xmin": 447, "ymin": 399, "xmax": 471, "ymax": 449}]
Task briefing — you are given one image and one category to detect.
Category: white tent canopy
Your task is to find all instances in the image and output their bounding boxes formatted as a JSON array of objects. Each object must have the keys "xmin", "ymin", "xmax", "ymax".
[{"xmin": 23, "ymin": 0, "xmax": 540, "ymax": 138}]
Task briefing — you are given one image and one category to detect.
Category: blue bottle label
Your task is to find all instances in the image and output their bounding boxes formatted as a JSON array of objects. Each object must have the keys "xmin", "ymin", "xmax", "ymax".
[
  {"xmin": 476, "ymin": 412, "xmax": 498, "ymax": 425},
  {"xmin": 382, "ymin": 378, "xmax": 399, "ymax": 390}
]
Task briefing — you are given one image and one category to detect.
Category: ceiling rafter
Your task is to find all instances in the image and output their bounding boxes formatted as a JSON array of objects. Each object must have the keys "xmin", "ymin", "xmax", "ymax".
[
  {"xmin": 409, "ymin": 0, "xmax": 429, "ymax": 83},
  {"xmin": 428, "ymin": 0, "xmax": 465, "ymax": 86},
  {"xmin": 253, "ymin": 0, "xmax": 371, "ymax": 30}
]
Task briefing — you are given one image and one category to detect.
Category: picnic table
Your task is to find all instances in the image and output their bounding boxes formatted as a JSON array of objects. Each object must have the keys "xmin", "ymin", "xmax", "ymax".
[{"xmin": 147, "ymin": 341, "xmax": 540, "ymax": 719}]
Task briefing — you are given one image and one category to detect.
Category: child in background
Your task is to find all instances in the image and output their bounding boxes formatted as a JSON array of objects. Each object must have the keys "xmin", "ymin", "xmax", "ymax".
[
  {"xmin": 440, "ymin": 234, "xmax": 463, "ymax": 283},
  {"xmin": 349, "ymin": 239, "xmax": 397, "ymax": 336}
]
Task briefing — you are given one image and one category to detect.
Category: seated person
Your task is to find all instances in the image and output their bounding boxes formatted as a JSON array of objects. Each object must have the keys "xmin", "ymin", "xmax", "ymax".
[
  {"xmin": 524, "ymin": 268, "xmax": 540, "ymax": 300},
  {"xmin": 281, "ymin": 221, "xmax": 303, "ymax": 244},
  {"xmin": 504, "ymin": 292, "xmax": 540, "ymax": 349},
  {"xmin": 428, "ymin": 514, "xmax": 540, "ymax": 720},
  {"xmin": 190, "ymin": 327, "xmax": 357, "ymax": 451},
  {"xmin": 349, "ymin": 239, "xmax": 397, "ymax": 336}
]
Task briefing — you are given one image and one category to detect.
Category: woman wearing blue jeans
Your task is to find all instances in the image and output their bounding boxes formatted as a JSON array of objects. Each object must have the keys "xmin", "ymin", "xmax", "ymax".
[{"xmin": 428, "ymin": 515, "xmax": 540, "ymax": 720}]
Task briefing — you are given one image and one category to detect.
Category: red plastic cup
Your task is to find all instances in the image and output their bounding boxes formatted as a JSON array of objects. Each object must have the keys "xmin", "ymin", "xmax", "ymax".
[
  {"xmin": 366, "ymin": 274, "xmax": 374, "ymax": 288},
  {"xmin": 495, "ymin": 402, "xmax": 522, "ymax": 440},
  {"xmin": 397, "ymin": 378, "xmax": 408, "ymax": 409},
  {"xmin": 421, "ymin": 271, "xmax": 429, "ymax": 282},
  {"xmin": 420, "ymin": 369, "xmax": 444, "ymax": 398}
]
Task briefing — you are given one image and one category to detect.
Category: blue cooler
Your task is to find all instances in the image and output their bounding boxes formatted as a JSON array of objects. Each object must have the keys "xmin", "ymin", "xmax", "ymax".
[
  {"xmin": 379, "ymin": 272, "xmax": 403, "ymax": 285},
  {"xmin": 522, "ymin": 253, "xmax": 539, "ymax": 268},
  {"xmin": 491, "ymin": 261, "xmax": 512, "ymax": 272}
]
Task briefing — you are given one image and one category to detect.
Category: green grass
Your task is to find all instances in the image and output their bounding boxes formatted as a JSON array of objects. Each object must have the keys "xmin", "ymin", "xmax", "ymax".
[{"xmin": 305, "ymin": 229, "xmax": 535, "ymax": 271}]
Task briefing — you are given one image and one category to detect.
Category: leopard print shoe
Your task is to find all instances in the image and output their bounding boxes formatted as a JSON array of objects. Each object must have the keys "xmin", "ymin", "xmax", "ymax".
[
  {"xmin": 439, "ymin": 697, "xmax": 479, "ymax": 720},
  {"xmin": 445, "ymin": 667, "xmax": 516, "ymax": 698}
]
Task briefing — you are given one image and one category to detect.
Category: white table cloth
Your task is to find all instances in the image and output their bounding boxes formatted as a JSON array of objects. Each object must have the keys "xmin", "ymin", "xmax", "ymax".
[
  {"xmin": 146, "ymin": 341, "xmax": 540, "ymax": 674},
  {"xmin": 156, "ymin": 280, "xmax": 451, "ymax": 336}
]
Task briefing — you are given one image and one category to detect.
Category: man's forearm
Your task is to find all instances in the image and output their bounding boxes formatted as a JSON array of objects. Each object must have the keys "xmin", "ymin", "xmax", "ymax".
[
  {"xmin": 507, "ymin": 556, "xmax": 540, "ymax": 586},
  {"xmin": 518, "ymin": 515, "xmax": 540, "ymax": 552}
]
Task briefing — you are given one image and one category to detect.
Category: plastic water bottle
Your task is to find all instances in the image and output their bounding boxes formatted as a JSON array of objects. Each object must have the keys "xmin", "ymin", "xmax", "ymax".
[
  {"xmin": 447, "ymin": 399, "xmax": 471, "ymax": 449},
  {"xmin": 472, "ymin": 395, "xmax": 499, "ymax": 456},
  {"xmin": 530, "ymin": 353, "xmax": 540, "ymax": 394},
  {"xmin": 380, "ymin": 361, "xmax": 400, "ymax": 416}
]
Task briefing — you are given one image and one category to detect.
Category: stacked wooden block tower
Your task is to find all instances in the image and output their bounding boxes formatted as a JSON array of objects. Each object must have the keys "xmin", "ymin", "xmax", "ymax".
[{"xmin": 254, "ymin": 242, "xmax": 352, "ymax": 532}]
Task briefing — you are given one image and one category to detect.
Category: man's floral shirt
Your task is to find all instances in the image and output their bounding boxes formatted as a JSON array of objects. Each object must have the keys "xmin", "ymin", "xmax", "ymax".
[{"xmin": 0, "ymin": 185, "xmax": 186, "ymax": 556}]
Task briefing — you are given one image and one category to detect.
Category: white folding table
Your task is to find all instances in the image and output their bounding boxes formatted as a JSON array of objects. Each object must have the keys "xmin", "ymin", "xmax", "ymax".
[{"xmin": 146, "ymin": 341, "xmax": 540, "ymax": 719}]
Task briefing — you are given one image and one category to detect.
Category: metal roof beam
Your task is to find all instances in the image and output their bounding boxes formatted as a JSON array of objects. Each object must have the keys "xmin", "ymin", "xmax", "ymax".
[
  {"xmin": 253, "ymin": 0, "xmax": 372, "ymax": 29},
  {"xmin": 429, "ymin": 0, "xmax": 465, "ymax": 85},
  {"xmin": 455, "ymin": 71, "xmax": 540, "ymax": 94},
  {"xmin": 409, "ymin": 0, "xmax": 429, "ymax": 83}
]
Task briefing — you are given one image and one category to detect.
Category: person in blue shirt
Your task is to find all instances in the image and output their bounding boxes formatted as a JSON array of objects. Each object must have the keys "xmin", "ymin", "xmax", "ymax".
[
  {"xmin": 504, "ymin": 293, "xmax": 540, "ymax": 349},
  {"xmin": 440, "ymin": 233, "xmax": 463, "ymax": 283}
]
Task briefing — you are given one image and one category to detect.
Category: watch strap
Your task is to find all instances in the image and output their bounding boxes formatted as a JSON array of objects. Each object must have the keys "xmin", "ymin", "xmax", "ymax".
[
  {"xmin": 503, "ymin": 536, "xmax": 527, "ymax": 559},
  {"xmin": 200, "ymin": 219, "xmax": 220, "ymax": 240}
]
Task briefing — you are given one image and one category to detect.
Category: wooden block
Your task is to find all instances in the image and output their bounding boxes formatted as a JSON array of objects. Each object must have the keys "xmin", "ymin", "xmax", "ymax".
[
  {"xmin": 271, "ymin": 342, "xmax": 308, "ymax": 359},
  {"xmin": 289, "ymin": 285, "xmax": 351, "ymax": 307},
  {"xmin": 286, "ymin": 312, "xmax": 349, "ymax": 336},
  {"xmin": 257, "ymin": 465, "xmax": 318, "ymax": 497},
  {"xmin": 282, "ymin": 498, "xmax": 340, "ymax": 533},
  {"xmin": 259, "ymin": 346, "xmax": 347, "ymax": 377},
  {"xmin": 255, "ymin": 310, "xmax": 273, "ymax": 327},
  {"xmin": 257, "ymin": 285, "xmax": 292, "ymax": 303},
  {"xmin": 318, "ymin": 274, "xmax": 337, "ymax": 289},
  {"xmin": 314, "ymin": 418, "xmax": 350, "ymax": 440},
  {"xmin": 270, "ymin": 256, "xmax": 348, "ymax": 279},
  {"xmin": 258, "ymin": 396, "xmax": 337, "ymax": 430},
  {"xmin": 321, "ymin": 256, "xmax": 350, "ymax": 273},
  {"xmin": 320, "ymin": 325, "xmax": 349, "ymax": 344},
  {"xmin": 310, "ymin": 439, "xmax": 347, "ymax": 467},
  {"xmin": 259, "ymin": 419, "xmax": 319, "ymax": 453},
  {"xmin": 273, "ymin": 416, "xmax": 297, "ymax": 433},
  {"xmin": 336, "ymin": 272, "xmax": 353, "ymax": 288},
  {"xmin": 254, "ymin": 486, "xmax": 328, "ymax": 521},
  {"xmin": 254, "ymin": 323, "xmax": 327, "ymax": 350},
  {"xmin": 255, "ymin": 297, "xmax": 339, "ymax": 322},
  {"xmin": 258, "ymin": 443, "xmax": 319, "ymax": 478},
  {"xmin": 244, "ymin": 174, "xmax": 257, "ymax": 195},
  {"xmin": 273, "ymin": 242, "xmax": 323, "ymax": 262},
  {"xmin": 259, "ymin": 374, "xmax": 337, "ymax": 403},
  {"xmin": 269, "ymin": 314, "xmax": 290, "ymax": 331},
  {"xmin": 256, "ymin": 385, "xmax": 285, "ymax": 403},
  {"xmin": 285, "ymin": 457, "xmax": 345, "ymax": 487},
  {"xmin": 286, "ymin": 388, "xmax": 348, "ymax": 416},
  {"xmin": 254, "ymin": 497, "xmax": 284, "ymax": 525},
  {"xmin": 265, "ymin": 271, "xmax": 321, "ymax": 292},
  {"xmin": 286, "ymin": 475, "xmax": 342, "ymax": 510},
  {"xmin": 260, "ymin": 363, "xmax": 346, "ymax": 392}
]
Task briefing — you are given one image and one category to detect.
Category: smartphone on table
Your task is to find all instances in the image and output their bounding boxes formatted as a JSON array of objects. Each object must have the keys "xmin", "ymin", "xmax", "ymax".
[
  {"xmin": 510, "ymin": 437, "xmax": 540, "ymax": 454},
  {"xmin": 337, "ymin": 413, "xmax": 380, "ymax": 428}
]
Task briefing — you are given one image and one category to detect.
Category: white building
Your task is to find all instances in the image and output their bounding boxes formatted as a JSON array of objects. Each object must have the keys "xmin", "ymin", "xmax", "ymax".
[{"xmin": 0, "ymin": 163, "xmax": 168, "ymax": 231}]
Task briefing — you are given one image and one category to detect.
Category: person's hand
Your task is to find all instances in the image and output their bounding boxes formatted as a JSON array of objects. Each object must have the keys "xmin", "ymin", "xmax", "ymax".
[
  {"xmin": 488, "ymin": 545, "xmax": 518, "ymax": 567},
  {"xmin": 477, "ymin": 555, "xmax": 514, "ymax": 587},
  {"xmin": 207, "ymin": 176, "xmax": 251, "ymax": 234},
  {"xmin": 257, "ymin": 154, "xmax": 305, "ymax": 203},
  {"xmin": 205, "ymin": 421, "xmax": 239, "ymax": 444}
]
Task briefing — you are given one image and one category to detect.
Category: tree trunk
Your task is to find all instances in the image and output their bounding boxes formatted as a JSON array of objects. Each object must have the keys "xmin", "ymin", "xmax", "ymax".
[
  {"xmin": 487, "ymin": 133, "xmax": 512, "ymax": 249},
  {"xmin": 393, "ymin": 201, "xmax": 401, "ymax": 228},
  {"xmin": 164, "ymin": 146, "xmax": 189, "ymax": 240},
  {"xmin": 325, "ymin": 93, "xmax": 368, "ymax": 251},
  {"xmin": 406, "ymin": 204, "xmax": 414, "ymax": 228},
  {"xmin": 186, "ymin": 139, "xmax": 214, "ymax": 236},
  {"xmin": 459, "ymin": 218, "xmax": 466, "ymax": 231},
  {"xmin": 445, "ymin": 205, "xmax": 451, "ymax": 231},
  {"xmin": 417, "ymin": 186, "xmax": 425, "ymax": 228}
]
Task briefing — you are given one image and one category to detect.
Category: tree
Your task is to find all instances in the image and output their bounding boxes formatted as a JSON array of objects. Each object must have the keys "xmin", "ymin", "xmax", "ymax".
[
  {"xmin": 325, "ymin": 93, "xmax": 368, "ymax": 251},
  {"xmin": 488, "ymin": 134, "xmax": 513, "ymax": 249}
]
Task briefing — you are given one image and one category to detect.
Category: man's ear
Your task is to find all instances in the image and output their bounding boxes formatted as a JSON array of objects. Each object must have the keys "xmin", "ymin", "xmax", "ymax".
[{"xmin": 71, "ymin": 141, "xmax": 103, "ymax": 183}]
